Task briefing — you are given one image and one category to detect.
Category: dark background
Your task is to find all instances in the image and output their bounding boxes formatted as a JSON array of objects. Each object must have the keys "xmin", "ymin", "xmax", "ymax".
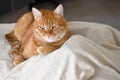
[{"xmin": 0, "ymin": 0, "xmax": 120, "ymax": 30}]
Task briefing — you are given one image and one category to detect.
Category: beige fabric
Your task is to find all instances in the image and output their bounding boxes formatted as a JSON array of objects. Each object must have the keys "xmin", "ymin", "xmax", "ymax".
[{"xmin": 0, "ymin": 22, "xmax": 120, "ymax": 80}]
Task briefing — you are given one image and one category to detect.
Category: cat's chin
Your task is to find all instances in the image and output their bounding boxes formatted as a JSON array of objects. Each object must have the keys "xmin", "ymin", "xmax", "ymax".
[
  {"xmin": 44, "ymin": 38, "xmax": 56, "ymax": 43},
  {"xmin": 34, "ymin": 34, "xmax": 57, "ymax": 43}
]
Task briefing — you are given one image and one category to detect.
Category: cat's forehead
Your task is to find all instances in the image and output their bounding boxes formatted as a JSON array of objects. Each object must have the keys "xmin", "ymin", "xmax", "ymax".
[
  {"xmin": 34, "ymin": 10, "xmax": 65, "ymax": 26},
  {"xmin": 39, "ymin": 17, "xmax": 60, "ymax": 25},
  {"xmin": 38, "ymin": 18, "xmax": 57, "ymax": 25},
  {"xmin": 41, "ymin": 10, "xmax": 55, "ymax": 17},
  {"xmin": 41, "ymin": 10, "xmax": 62, "ymax": 19}
]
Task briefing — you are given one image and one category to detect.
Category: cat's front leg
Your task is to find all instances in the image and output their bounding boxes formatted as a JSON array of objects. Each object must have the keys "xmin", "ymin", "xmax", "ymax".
[{"xmin": 36, "ymin": 45, "xmax": 58, "ymax": 55}]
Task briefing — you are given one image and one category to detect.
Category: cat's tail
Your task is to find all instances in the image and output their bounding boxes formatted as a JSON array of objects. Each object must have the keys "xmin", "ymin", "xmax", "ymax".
[
  {"xmin": 5, "ymin": 31, "xmax": 21, "ymax": 57},
  {"xmin": 5, "ymin": 31, "xmax": 20, "ymax": 48}
]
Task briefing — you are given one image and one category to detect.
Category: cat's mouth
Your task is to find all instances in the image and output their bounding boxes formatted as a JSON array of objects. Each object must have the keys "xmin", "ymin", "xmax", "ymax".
[
  {"xmin": 43, "ymin": 31, "xmax": 66, "ymax": 43},
  {"xmin": 44, "ymin": 37, "xmax": 56, "ymax": 42}
]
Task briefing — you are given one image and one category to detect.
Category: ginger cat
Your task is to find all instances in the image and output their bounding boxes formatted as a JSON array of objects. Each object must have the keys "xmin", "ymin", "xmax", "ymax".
[{"xmin": 6, "ymin": 4, "xmax": 70, "ymax": 66}]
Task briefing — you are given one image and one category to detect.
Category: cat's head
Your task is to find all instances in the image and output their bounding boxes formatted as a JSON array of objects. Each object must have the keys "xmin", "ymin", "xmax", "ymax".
[{"xmin": 32, "ymin": 4, "xmax": 69, "ymax": 43}]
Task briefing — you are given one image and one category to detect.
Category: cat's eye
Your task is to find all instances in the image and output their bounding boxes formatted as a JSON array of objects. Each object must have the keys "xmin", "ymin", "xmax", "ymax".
[
  {"xmin": 39, "ymin": 25, "xmax": 45, "ymax": 30},
  {"xmin": 52, "ymin": 24, "xmax": 57, "ymax": 29}
]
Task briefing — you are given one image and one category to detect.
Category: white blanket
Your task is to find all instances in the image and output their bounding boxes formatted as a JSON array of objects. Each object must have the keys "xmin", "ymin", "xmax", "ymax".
[{"xmin": 0, "ymin": 22, "xmax": 120, "ymax": 80}]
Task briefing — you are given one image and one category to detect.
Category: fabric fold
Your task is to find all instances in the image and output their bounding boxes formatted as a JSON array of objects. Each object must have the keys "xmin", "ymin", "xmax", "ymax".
[{"xmin": 0, "ymin": 22, "xmax": 120, "ymax": 80}]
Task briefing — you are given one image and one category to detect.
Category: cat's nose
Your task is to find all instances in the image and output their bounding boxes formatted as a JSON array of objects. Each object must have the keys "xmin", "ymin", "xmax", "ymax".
[
  {"xmin": 46, "ymin": 30, "xmax": 52, "ymax": 33},
  {"xmin": 46, "ymin": 34, "xmax": 51, "ymax": 38}
]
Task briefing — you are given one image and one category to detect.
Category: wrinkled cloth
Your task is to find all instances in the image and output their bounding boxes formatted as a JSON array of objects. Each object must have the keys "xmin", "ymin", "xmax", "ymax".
[{"xmin": 0, "ymin": 22, "xmax": 120, "ymax": 80}]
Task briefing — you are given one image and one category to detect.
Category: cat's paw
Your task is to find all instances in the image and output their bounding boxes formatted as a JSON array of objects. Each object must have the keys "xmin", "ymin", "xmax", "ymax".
[
  {"xmin": 36, "ymin": 46, "xmax": 49, "ymax": 55},
  {"xmin": 36, "ymin": 47, "xmax": 45, "ymax": 54},
  {"xmin": 9, "ymin": 49, "xmax": 19, "ymax": 57},
  {"xmin": 36, "ymin": 46, "xmax": 55, "ymax": 55},
  {"xmin": 13, "ymin": 55, "xmax": 24, "ymax": 66}
]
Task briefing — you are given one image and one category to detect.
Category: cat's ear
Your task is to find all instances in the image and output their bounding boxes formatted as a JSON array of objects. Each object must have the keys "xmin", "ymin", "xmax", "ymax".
[
  {"xmin": 32, "ymin": 7, "xmax": 42, "ymax": 20},
  {"xmin": 54, "ymin": 4, "xmax": 64, "ymax": 17}
]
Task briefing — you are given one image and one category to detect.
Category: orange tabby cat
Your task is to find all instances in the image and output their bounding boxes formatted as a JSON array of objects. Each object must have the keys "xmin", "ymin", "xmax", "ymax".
[{"xmin": 5, "ymin": 4, "xmax": 70, "ymax": 66}]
